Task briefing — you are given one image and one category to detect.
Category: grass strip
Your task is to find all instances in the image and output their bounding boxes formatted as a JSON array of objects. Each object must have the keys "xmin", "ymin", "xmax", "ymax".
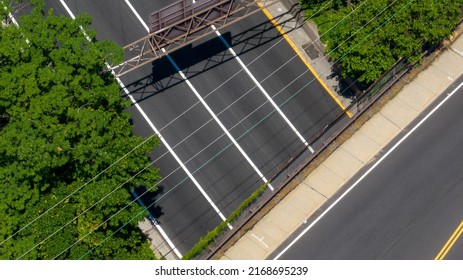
[{"xmin": 182, "ymin": 182, "xmax": 268, "ymax": 260}]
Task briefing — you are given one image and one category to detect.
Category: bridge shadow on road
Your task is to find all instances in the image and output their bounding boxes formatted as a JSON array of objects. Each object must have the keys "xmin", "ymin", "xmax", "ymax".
[{"xmin": 124, "ymin": 5, "xmax": 305, "ymax": 103}]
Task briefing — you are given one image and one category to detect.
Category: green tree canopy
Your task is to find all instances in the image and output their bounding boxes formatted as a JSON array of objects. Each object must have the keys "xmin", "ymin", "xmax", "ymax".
[
  {"xmin": 0, "ymin": 0, "xmax": 160, "ymax": 259},
  {"xmin": 302, "ymin": 0, "xmax": 463, "ymax": 84}
]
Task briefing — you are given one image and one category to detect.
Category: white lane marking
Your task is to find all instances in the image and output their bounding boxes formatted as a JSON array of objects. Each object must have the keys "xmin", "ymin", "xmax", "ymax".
[
  {"xmin": 124, "ymin": 0, "xmax": 149, "ymax": 31},
  {"xmin": 211, "ymin": 25, "xmax": 315, "ymax": 153},
  {"xmin": 6, "ymin": 12, "xmax": 19, "ymax": 26},
  {"xmin": 149, "ymin": 217, "xmax": 182, "ymax": 259},
  {"xmin": 123, "ymin": 0, "xmax": 231, "ymax": 226},
  {"xmin": 3, "ymin": 5, "xmax": 30, "ymax": 45},
  {"xmin": 59, "ymin": 0, "xmax": 75, "ymax": 18},
  {"xmin": 59, "ymin": 0, "xmax": 225, "ymax": 258},
  {"xmin": 124, "ymin": 0, "xmax": 274, "ymax": 191},
  {"xmin": 163, "ymin": 48, "xmax": 274, "ymax": 191},
  {"xmin": 274, "ymin": 80, "xmax": 463, "ymax": 259}
]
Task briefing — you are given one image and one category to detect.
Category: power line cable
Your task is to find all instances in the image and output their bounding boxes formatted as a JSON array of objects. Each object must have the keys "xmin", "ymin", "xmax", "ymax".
[
  {"xmin": 1, "ymin": 0, "xmax": 333, "ymax": 248},
  {"xmin": 16, "ymin": 0, "xmax": 393, "ymax": 259},
  {"xmin": 49, "ymin": 0, "xmax": 413, "ymax": 260},
  {"xmin": 74, "ymin": 0, "xmax": 414, "ymax": 260},
  {"xmin": 147, "ymin": 62, "xmax": 371, "ymax": 257},
  {"xmin": 16, "ymin": 0, "xmax": 371, "ymax": 259}
]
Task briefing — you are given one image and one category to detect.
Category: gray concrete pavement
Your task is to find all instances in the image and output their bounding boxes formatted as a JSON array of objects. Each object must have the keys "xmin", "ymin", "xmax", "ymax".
[
  {"xmin": 139, "ymin": 218, "xmax": 180, "ymax": 260},
  {"xmin": 264, "ymin": 0, "xmax": 352, "ymax": 109},
  {"xmin": 219, "ymin": 12, "xmax": 463, "ymax": 260}
]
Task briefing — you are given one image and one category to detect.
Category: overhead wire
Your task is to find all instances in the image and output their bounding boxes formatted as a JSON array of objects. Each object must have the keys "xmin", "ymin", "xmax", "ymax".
[
  {"xmin": 0, "ymin": 0, "xmax": 334, "ymax": 250},
  {"xmin": 1, "ymin": 1, "xmax": 333, "ymax": 249},
  {"xmin": 16, "ymin": 0, "xmax": 365, "ymax": 259},
  {"xmin": 18, "ymin": 0, "xmax": 402, "ymax": 259},
  {"xmin": 47, "ymin": 0, "xmax": 413, "ymax": 259},
  {"xmin": 74, "ymin": 0, "xmax": 413, "ymax": 260},
  {"xmin": 150, "ymin": 60, "xmax": 372, "ymax": 258}
]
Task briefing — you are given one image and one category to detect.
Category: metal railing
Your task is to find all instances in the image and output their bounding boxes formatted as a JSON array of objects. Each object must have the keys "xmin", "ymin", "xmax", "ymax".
[{"xmin": 112, "ymin": 0, "xmax": 277, "ymax": 76}]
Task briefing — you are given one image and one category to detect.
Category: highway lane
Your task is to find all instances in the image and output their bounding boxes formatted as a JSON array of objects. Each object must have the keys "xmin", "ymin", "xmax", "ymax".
[
  {"xmin": 120, "ymin": 1, "xmax": 281, "ymax": 251},
  {"xmin": 133, "ymin": 1, "xmax": 341, "ymax": 174},
  {"xmin": 128, "ymin": 1, "xmax": 344, "ymax": 182},
  {"xmin": 225, "ymin": 12, "xmax": 343, "ymax": 141},
  {"xmin": 124, "ymin": 1, "xmax": 308, "ymax": 197},
  {"xmin": 276, "ymin": 77, "xmax": 463, "ymax": 260},
  {"xmin": 123, "ymin": 1, "xmax": 345, "ymax": 249},
  {"xmin": 42, "ymin": 0, "xmax": 233, "ymax": 255},
  {"xmin": 36, "ymin": 0, "xmax": 345, "ymax": 255}
]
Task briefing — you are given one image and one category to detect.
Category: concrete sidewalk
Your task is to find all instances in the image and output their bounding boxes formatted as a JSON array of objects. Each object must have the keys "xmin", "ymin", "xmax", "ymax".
[{"xmin": 218, "ymin": 8, "xmax": 463, "ymax": 260}]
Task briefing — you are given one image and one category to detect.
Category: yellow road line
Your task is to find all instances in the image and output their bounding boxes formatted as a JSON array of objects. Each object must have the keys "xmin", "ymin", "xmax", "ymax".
[
  {"xmin": 435, "ymin": 220, "xmax": 463, "ymax": 260},
  {"xmin": 258, "ymin": 3, "xmax": 352, "ymax": 118}
]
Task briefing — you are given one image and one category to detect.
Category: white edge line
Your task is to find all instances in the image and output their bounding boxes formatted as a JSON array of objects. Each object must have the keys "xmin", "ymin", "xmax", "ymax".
[
  {"xmin": 58, "ymin": 0, "xmax": 192, "ymax": 259},
  {"xmin": 210, "ymin": 25, "xmax": 315, "ymax": 154},
  {"xmin": 451, "ymin": 47, "xmax": 463, "ymax": 58},
  {"xmin": 151, "ymin": 220, "xmax": 183, "ymax": 259},
  {"xmin": 274, "ymin": 80, "xmax": 463, "ymax": 259},
  {"xmin": 7, "ymin": 12, "xmax": 19, "ymax": 26}
]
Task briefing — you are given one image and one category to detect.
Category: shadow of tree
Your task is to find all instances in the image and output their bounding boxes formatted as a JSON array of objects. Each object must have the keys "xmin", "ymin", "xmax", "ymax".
[{"xmin": 133, "ymin": 185, "xmax": 164, "ymax": 220}]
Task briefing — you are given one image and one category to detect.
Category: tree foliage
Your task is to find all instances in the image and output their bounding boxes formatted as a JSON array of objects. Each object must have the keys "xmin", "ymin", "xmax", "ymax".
[
  {"xmin": 0, "ymin": 0, "xmax": 160, "ymax": 259},
  {"xmin": 301, "ymin": 0, "xmax": 463, "ymax": 84}
]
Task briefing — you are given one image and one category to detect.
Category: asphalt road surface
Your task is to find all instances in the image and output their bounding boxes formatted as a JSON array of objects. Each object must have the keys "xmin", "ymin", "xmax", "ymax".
[
  {"xmin": 276, "ymin": 77, "xmax": 463, "ymax": 260},
  {"xmin": 16, "ymin": 0, "xmax": 345, "ymax": 256}
]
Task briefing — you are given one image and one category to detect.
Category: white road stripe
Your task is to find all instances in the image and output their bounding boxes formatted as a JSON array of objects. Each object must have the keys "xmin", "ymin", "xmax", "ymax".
[
  {"xmin": 124, "ymin": 0, "xmax": 274, "ymax": 190},
  {"xmin": 6, "ymin": 12, "xmax": 19, "ymax": 26},
  {"xmin": 211, "ymin": 25, "xmax": 315, "ymax": 153},
  {"xmin": 123, "ymin": 0, "xmax": 231, "ymax": 223},
  {"xmin": 148, "ymin": 216, "xmax": 181, "ymax": 259},
  {"xmin": 124, "ymin": 0, "xmax": 150, "ymax": 31},
  {"xmin": 274, "ymin": 80, "xmax": 463, "ymax": 260},
  {"xmin": 163, "ymin": 48, "xmax": 274, "ymax": 191},
  {"xmin": 59, "ymin": 0, "xmax": 229, "ymax": 259},
  {"xmin": 59, "ymin": 0, "xmax": 75, "ymax": 18}
]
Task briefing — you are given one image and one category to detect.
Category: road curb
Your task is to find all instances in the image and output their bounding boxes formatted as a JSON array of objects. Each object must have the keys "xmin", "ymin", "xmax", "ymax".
[{"xmin": 207, "ymin": 12, "xmax": 463, "ymax": 260}]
